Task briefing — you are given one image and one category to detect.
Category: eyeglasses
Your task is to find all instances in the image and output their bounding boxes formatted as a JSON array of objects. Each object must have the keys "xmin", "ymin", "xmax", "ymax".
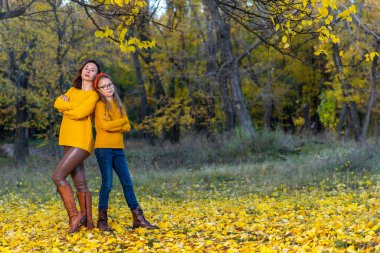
[{"xmin": 98, "ymin": 83, "xmax": 113, "ymax": 90}]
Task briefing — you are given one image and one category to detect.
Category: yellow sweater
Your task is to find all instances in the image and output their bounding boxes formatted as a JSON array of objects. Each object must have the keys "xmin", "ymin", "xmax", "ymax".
[
  {"xmin": 54, "ymin": 87, "xmax": 99, "ymax": 153},
  {"xmin": 94, "ymin": 100, "xmax": 131, "ymax": 149}
]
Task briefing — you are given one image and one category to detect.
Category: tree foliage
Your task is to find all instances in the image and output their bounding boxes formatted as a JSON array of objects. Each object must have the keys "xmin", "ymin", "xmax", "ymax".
[{"xmin": 0, "ymin": 0, "xmax": 379, "ymax": 161}]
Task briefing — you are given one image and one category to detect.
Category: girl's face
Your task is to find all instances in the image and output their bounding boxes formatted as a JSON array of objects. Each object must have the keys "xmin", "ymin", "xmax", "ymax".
[
  {"xmin": 81, "ymin": 62, "xmax": 98, "ymax": 82},
  {"xmin": 97, "ymin": 77, "xmax": 115, "ymax": 99}
]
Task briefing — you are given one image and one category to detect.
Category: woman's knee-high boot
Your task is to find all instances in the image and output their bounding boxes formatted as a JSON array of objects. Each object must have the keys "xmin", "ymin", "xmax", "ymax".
[
  {"xmin": 57, "ymin": 184, "xmax": 86, "ymax": 233},
  {"xmin": 77, "ymin": 192, "xmax": 95, "ymax": 229}
]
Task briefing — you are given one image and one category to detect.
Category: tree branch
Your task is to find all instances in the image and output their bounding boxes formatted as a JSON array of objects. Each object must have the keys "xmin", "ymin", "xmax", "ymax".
[
  {"xmin": 339, "ymin": 2, "xmax": 380, "ymax": 41},
  {"xmin": 0, "ymin": 0, "xmax": 35, "ymax": 20}
]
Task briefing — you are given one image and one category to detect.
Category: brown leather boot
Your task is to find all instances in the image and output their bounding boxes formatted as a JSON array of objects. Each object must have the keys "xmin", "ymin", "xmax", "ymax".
[
  {"xmin": 77, "ymin": 192, "xmax": 95, "ymax": 229},
  {"xmin": 57, "ymin": 184, "xmax": 86, "ymax": 233},
  {"xmin": 131, "ymin": 206, "xmax": 159, "ymax": 229},
  {"xmin": 97, "ymin": 209, "xmax": 111, "ymax": 231}
]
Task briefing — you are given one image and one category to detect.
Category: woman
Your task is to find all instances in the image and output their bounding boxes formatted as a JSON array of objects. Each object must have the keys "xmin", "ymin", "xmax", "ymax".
[
  {"xmin": 52, "ymin": 60, "xmax": 100, "ymax": 233},
  {"xmin": 93, "ymin": 73, "xmax": 158, "ymax": 231}
]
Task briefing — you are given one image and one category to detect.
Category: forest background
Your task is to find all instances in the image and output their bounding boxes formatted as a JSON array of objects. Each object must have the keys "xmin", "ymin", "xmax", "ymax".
[
  {"xmin": 0, "ymin": 0, "xmax": 379, "ymax": 252},
  {"xmin": 0, "ymin": 0, "xmax": 379, "ymax": 165}
]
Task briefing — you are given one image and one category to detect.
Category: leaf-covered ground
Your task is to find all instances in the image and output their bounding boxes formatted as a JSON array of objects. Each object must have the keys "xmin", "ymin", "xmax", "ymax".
[{"xmin": 0, "ymin": 176, "xmax": 379, "ymax": 253}]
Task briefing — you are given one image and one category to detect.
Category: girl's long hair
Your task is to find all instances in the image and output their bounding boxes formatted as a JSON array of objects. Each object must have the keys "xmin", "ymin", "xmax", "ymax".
[
  {"xmin": 73, "ymin": 60, "xmax": 102, "ymax": 89},
  {"xmin": 95, "ymin": 74, "xmax": 125, "ymax": 117}
]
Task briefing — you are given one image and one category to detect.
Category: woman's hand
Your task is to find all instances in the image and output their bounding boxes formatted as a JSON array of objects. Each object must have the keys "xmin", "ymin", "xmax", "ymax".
[{"xmin": 61, "ymin": 95, "xmax": 69, "ymax": 102}]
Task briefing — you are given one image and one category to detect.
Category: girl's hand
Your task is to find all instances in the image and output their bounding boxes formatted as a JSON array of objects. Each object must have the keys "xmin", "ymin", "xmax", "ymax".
[{"xmin": 61, "ymin": 95, "xmax": 69, "ymax": 102}]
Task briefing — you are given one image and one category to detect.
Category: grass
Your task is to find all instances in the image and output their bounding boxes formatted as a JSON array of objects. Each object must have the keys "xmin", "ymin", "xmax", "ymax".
[
  {"xmin": 0, "ymin": 130, "xmax": 379, "ymax": 202},
  {"xmin": 1, "ymin": 131, "xmax": 379, "ymax": 252}
]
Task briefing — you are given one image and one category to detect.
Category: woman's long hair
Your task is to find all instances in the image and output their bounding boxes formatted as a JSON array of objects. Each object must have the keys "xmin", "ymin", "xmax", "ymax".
[
  {"xmin": 95, "ymin": 74, "xmax": 125, "ymax": 117},
  {"xmin": 73, "ymin": 60, "xmax": 102, "ymax": 89}
]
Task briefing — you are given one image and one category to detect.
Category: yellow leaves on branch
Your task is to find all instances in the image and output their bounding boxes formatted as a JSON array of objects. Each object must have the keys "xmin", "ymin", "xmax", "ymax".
[
  {"xmin": 365, "ymin": 52, "xmax": 380, "ymax": 62},
  {"xmin": 94, "ymin": 26, "xmax": 114, "ymax": 38},
  {"xmin": 272, "ymin": 1, "xmax": 356, "ymax": 55},
  {"xmin": 101, "ymin": 0, "xmax": 133, "ymax": 7},
  {"xmin": 318, "ymin": 7, "xmax": 329, "ymax": 18},
  {"xmin": 136, "ymin": 97, "xmax": 195, "ymax": 136},
  {"xmin": 92, "ymin": 0, "xmax": 154, "ymax": 53},
  {"xmin": 337, "ymin": 5, "xmax": 357, "ymax": 21},
  {"xmin": 94, "ymin": 26, "xmax": 156, "ymax": 53},
  {"xmin": 281, "ymin": 36, "xmax": 290, "ymax": 49},
  {"xmin": 313, "ymin": 4, "xmax": 357, "ymax": 56}
]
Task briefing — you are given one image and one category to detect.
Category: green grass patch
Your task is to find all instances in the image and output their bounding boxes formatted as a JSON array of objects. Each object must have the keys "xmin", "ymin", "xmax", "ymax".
[{"xmin": 0, "ymin": 130, "xmax": 379, "ymax": 202}]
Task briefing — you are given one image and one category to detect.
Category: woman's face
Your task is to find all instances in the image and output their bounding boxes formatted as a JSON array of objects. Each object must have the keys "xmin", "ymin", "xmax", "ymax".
[
  {"xmin": 81, "ymin": 62, "xmax": 98, "ymax": 82},
  {"xmin": 97, "ymin": 77, "xmax": 115, "ymax": 99}
]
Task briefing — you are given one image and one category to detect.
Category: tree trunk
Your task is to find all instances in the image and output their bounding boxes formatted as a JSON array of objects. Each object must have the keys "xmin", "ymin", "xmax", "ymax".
[
  {"xmin": 9, "ymin": 50, "xmax": 29, "ymax": 166},
  {"xmin": 375, "ymin": 115, "xmax": 379, "ymax": 145},
  {"xmin": 134, "ymin": 13, "xmax": 166, "ymax": 101},
  {"xmin": 337, "ymin": 102, "xmax": 347, "ymax": 139},
  {"xmin": 48, "ymin": 0, "xmax": 76, "ymax": 157},
  {"xmin": 48, "ymin": 83, "xmax": 59, "ymax": 159},
  {"xmin": 359, "ymin": 42, "xmax": 379, "ymax": 142},
  {"xmin": 14, "ymin": 85, "xmax": 28, "ymax": 166},
  {"xmin": 332, "ymin": 43, "xmax": 361, "ymax": 140},
  {"xmin": 218, "ymin": 68, "xmax": 235, "ymax": 131},
  {"xmin": 203, "ymin": 2, "xmax": 234, "ymax": 131},
  {"xmin": 48, "ymin": 116, "xmax": 58, "ymax": 159},
  {"xmin": 263, "ymin": 65, "xmax": 274, "ymax": 130},
  {"xmin": 167, "ymin": 64, "xmax": 180, "ymax": 143},
  {"xmin": 9, "ymin": 36, "xmax": 36, "ymax": 166},
  {"xmin": 132, "ymin": 51, "xmax": 149, "ymax": 118},
  {"xmin": 202, "ymin": 0, "xmax": 254, "ymax": 135},
  {"xmin": 302, "ymin": 104, "xmax": 311, "ymax": 130},
  {"xmin": 348, "ymin": 101, "xmax": 362, "ymax": 140},
  {"xmin": 188, "ymin": 5, "xmax": 216, "ymax": 138},
  {"xmin": 230, "ymin": 60, "xmax": 255, "ymax": 134},
  {"xmin": 263, "ymin": 84, "xmax": 273, "ymax": 130},
  {"xmin": 165, "ymin": 35, "xmax": 190, "ymax": 143},
  {"xmin": 133, "ymin": 11, "xmax": 167, "ymax": 144},
  {"xmin": 200, "ymin": 3, "xmax": 216, "ymax": 130}
]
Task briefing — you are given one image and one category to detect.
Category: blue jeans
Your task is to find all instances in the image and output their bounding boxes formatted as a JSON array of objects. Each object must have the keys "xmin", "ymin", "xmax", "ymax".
[{"xmin": 95, "ymin": 148, "xmax": 139, "ymax": 210}]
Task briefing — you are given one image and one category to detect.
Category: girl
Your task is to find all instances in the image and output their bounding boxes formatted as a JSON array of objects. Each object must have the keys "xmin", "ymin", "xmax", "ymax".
[
  {"xmin": 93, "ymin": 73, "xmax": 158, "ymax": 231},
  {"xmin": 52, "ymin": 60, "xmax": 100, "ymax": 233}
]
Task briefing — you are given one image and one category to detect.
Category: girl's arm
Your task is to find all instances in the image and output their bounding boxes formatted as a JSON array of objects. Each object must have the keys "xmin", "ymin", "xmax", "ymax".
[
  {"xmin": 106, "ymin": 114, "xmax": 131, "ymax": 132},
  {"xmin": 63, "ymin": 92, "xmax": 99, "ymax": 120},
  {"xmin": 119, "ymin": 115, "xmax": 131, "ymax": 133},
  {"xmin": 53, "ymin": 88, "xmax": 78, "ymax": 112},
  {"xmin": 96, "ymin": 104, "xmax": 131, "ymax": 132}
]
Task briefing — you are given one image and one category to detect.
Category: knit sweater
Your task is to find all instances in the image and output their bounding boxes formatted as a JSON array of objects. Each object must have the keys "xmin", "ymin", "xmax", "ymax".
[
  {"xmin": 94, "ymin": 100, "xmax": 131, "ymax": 149},
  {"xmin": 54, "ymin": 87, "xmax": 99, "ymax": 153}
]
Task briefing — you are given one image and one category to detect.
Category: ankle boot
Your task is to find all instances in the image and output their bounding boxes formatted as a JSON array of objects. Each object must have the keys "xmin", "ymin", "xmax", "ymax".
[
  {"xmin": 97, "ymin": 209, "xmax": 111, "ymax": 231},
  {"xmin": 57, "ymin": 184, "xmax": 86, "ymax": 233},
  {"xmin": 131, "ymin": 206, "xmax": 159, "ymax": 229},
  {"xmin": 77, "ymin": 192, "xmax": 95, "ymax": 229}
]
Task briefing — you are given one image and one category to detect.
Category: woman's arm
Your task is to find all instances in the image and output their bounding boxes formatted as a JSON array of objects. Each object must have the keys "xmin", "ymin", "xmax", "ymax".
[
  {"xmin": 63, "ymin": 92, "xmax": 99, "ymax": 120},
  {"xmin": 53, "ymin": 88, "xmax": 78, "ymax": 112}
]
